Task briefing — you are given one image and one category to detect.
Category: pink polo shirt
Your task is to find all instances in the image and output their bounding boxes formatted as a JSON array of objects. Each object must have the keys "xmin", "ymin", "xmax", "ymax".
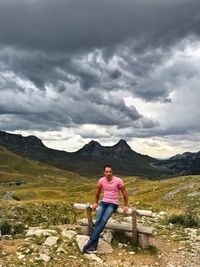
[{"xmin": 98, "ymin": 176, "xmax": 124, "ymax": 205}]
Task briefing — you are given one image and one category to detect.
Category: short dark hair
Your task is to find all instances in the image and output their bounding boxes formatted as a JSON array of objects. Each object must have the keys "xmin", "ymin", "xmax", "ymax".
[{"xmin": 103, "ymin": 165, "xmax": 112, "ymax": 171}]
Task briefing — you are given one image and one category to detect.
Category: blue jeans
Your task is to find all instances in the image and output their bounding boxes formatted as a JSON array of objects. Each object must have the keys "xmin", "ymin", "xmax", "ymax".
[{"xmin": 89, "ymin": 201, "xmax": 118, "ymax": 244}]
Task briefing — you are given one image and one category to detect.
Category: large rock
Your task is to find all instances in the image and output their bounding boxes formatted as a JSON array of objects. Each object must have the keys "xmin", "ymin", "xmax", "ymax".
[
  {"xmin": 76, "ymin": 235, "xmax": 113, "ymax": 254},
  {"xmin": 102, "ymin": 230, "xmax": 113, "ymax": 243},
  {"xmin": 61, "ymin": 230, "xmax": 77, "ymax": 239},
  {"xmin": 43, "ymin": 236, "xmax": 59, "ymax": 246},
  {"xmin": 26, "ymin": 227, "xmax": 57, "ymax": 237}
]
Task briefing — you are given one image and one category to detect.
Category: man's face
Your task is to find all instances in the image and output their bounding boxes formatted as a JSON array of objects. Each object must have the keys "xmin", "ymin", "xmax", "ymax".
[{"xmin": 104, "ymin": 167, "xmax": 113, "ymax": 179}]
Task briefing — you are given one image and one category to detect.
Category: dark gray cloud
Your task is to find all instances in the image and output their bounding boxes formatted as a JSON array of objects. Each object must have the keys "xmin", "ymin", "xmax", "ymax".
[
  {"xmin": 1, "ymin": 0, "xmax": 200, "ymax": 98},
  {"xmin": 0, "ymin": 0, "xmax": 200, "ymax": 151},
  {"xmin": 0, "ymin": 0, "xmax": 200, "ymax": 52},
  {"xmin": 0, "ymin": 79, "xmax": 146, "ymax": 131}
]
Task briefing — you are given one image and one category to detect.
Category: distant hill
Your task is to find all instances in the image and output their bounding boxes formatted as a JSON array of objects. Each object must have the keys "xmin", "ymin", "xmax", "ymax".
[
  {"xmin": 0, "ymin": 130, "xmax": 175, "ymax": 178},
  {"xmin": 155, "ymin": 151, "xmax": 200, "ymax": 175},
  {"xmin": 0, "ymin": 145, "xmax": 86, "ymax": 184}
]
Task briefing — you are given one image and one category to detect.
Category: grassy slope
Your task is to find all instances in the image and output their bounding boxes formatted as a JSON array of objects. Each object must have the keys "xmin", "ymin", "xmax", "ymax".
[
  {"xmin": 0, "ymin": 146, "xmax": 199, "ymax": 215},
  {"xmin": 0, "ymin": 146, "xmax": 95, "ymax": 202},
  {"xmin": 122, "ymin": 175, "xmax": 200, "ymax": 214},
  {"xmin": 0, "ymin": 147, "xmax": 199, "ymax": 267}
]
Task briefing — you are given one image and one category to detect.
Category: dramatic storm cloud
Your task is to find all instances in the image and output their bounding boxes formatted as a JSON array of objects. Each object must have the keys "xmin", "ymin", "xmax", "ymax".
[{"xmin": 0, "ymin": 0, "xmax": 200, "ymax": 157}]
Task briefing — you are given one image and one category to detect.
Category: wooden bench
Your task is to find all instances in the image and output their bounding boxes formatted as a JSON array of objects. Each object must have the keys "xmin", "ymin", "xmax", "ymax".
[{"xmin": 74, "ymin": 203, "xmax": 154, "ymax": 249}]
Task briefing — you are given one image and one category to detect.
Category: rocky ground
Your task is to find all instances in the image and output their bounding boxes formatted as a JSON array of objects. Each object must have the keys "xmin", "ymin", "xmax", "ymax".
[{"xmin": 0, "ymin": 213, "xmax": 199, "ymax": 267}]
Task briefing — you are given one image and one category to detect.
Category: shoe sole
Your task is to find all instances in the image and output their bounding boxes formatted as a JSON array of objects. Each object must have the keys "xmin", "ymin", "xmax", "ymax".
[{"xmin": 86, "ymin": 250, "xmax": 97, "ymax": 254}]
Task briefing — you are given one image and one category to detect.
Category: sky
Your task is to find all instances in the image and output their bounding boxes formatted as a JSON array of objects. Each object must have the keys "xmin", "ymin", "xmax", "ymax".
[{"xmin": 0, "ymin": 0, "xmax": 200, "ymax": 158}]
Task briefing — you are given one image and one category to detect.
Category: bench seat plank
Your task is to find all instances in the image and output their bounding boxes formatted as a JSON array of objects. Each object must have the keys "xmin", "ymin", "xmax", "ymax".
[{"xmin": 78, "ymin": 218, "xmax": 153, "ymax": 235}]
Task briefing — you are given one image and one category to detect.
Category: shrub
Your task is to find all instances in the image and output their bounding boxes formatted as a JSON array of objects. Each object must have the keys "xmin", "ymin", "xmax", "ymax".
[
  {"xmin": 0, "ymin": 221, "xmax": 12, "ymax": 235},
  {"xmin": 12, "ymin": 194, "xmax": 21, "ymax": 201},
  {"xmin": 168, "ymin": 214, "xmax": 185, "ymax": 225},
  {"xmin": 167, "ymin": 212, "xmax": 200, "ymax": 228},
  {"xmin": 184, "ymin": 212, "xmax": 200, "ymax": 228},
  {"xmin": 13, "ymin": 223, "xmax": 25, "ymax": 235}
]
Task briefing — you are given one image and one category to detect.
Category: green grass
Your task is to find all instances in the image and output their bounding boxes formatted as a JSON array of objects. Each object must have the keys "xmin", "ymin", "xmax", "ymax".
[{"xmin": 0, "ymin": 146, "xmax": 199, "ymax": 226}]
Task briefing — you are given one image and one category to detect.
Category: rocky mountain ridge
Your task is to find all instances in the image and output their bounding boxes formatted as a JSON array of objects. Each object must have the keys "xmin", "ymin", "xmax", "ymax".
[
  {"xmin": 0, "ymin": 130, "xmax": 167, "ymax": 178},
  {"xmin": 156, "ymin": 150, "xmax": 200, "ymax": 175},
  {"xmin": 1, "ymin": 130, "xmax": 200, "ymax": 177}
]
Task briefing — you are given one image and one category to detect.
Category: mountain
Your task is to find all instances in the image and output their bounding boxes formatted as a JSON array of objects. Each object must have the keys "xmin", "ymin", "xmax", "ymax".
[
  {"xmin": 0, "ymin": 130, "xmax": 174, "ymax": 178},
  {"xmin": 155, "ymin": 151, "xmax": 200, "ymax": 175},
  {"xmin": 77, "ymin": 139, "xmax": 135, "ymax": 158},
  {"xmin": 0, "ymin": 131, "xmax": 44, "ymax": 148}
]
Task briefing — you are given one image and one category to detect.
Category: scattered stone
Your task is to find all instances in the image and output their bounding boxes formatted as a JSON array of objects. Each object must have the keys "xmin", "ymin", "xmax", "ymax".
[
  {"xmin": 84, "ymin": 254, "xmax": 103, "ymax": 264},
  {"xmin": 123, "ymin": 261, "xmax": 132, "ymax": 267},
  {"xmin": 159, "ymin": 211, "xmax": 166, "ymax": 216},
  {"xmin": 44, "ymin": 236, "xmax": 59, "ymax": 246},
  {"xmin": 56, "ymin": 246, "xmax": 67, "ymax": 254},
  {"xmin": 24, "ymin": 249, "xmax": 31, "ymax": 254},
  {"xmin": 68, "ymin": 255, "xmax": 77, "ymax": 259},
  {"xmin": 61, "ymin": 230, "xmax": 77, "ymax": 239},
  {"xmin": 26, "ymin": 227, "xmax": 57, "ymax": 237},
  {"xmin": 102, "ymin": 230, "xmax": 113, "ymax": 243},
  {"xmin": 76, "ymin": 235, "xmax": 113, "ymax": 254},
  {"xmin": 118, "ymin": 243, "xmax": 124, "ymax": 248},
  {"xmin": 128, "ymin": 251, "xmax": 135, "ymax": 255},
  {"xmin": 17, "ymin": 254, "xmax": 25, "ymax": 260},
  {"xmin": 187, "ymin": 192, "xmax": 200, "ymax": 197},
  {"xmin": 38, "ymin": 253, "xmax": 51, "ymax": 262}
]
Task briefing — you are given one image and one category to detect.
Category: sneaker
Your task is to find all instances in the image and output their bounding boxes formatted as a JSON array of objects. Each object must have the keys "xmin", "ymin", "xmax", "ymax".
[
  {"xmin": 82, "ymin": 239, "xmax": 93, "ymax": 253},
  {"xmin": 85, "ymin": 242, "xmax": 98, "ymax": 254}
]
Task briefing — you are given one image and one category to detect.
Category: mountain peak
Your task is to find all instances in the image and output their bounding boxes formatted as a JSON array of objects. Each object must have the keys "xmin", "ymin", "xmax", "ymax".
[
  {"xmin": 117, "ymin": 139, "xmax": 129, "ymax": 146},
  {"xmin": 114, "ymin": 139, "xmax": 132, "ymax": 152},
  {"xmin": 88, "ymin": 140, "xmax": 101, "ymax": 146},
  {"xmin": 76, "ymin": 140, "xmax": 102, "ymax": 156},
  {"xmin": 76, "ymin": 139, "xmax": 133, "ymax": 157}
]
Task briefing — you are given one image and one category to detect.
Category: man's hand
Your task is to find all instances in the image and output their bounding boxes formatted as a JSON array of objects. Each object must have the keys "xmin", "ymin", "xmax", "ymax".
[
  {"xmin": 123, "ymin": 206, "xmax": 129, "ymax": 214},
  {"xmin": 91, "ymin": 202, "xmax": 98, "ymax": 210}
]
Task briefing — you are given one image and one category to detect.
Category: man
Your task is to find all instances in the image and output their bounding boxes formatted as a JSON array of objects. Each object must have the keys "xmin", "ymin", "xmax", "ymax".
[{"xmin": 82, "ymin": 164, "xmax": 129, "ymax": 253}]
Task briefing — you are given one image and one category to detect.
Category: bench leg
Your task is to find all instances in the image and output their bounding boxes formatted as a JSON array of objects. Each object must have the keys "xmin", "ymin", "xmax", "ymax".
[
  {"xmin": 138, "ymin": 233, "xmax": 149, "ymax": 249},
  {"xmin": 86, "ymin": 204, "xmax": 93, "ymax": 235},
  {"xmin": 132, "ymin": 208, "xmax": 138, "ymax": 246}
]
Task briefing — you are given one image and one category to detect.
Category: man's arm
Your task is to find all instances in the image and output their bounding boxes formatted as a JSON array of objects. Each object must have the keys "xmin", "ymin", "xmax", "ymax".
[
  {"xmin": 91, "ymin": 185, "xmax": 102, "ymax": 210},
  {"xmin": 120, "ymin": 185, "xmax": 129, "ymax": 213}
]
